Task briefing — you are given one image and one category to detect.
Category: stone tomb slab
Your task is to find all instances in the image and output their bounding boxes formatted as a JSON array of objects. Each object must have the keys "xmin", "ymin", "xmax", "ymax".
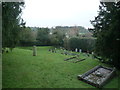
[{"xmin": 77, "ymin": 65, "xmax": 116, "ymax": 88}]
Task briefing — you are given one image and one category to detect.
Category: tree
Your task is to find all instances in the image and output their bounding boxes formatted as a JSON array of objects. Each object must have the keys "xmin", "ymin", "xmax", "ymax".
[
  {"xmin": 2, "ymin": 2, "xmax": 25, "ymax": 51},
  {"xmin": 50, "ymin": 29, "xmax": 65, "ymax": 46},
  {"xmin": 91, "ymin": 2, "xmax": 120, "ymax": 68},
  {"xmin": 19, "ymin": 27, "xmax": 37, "ymax": 46},
  {"xmin": 68, "ymin": 37, "xmax": 95, "ymax": 52},
  {"xmin": 20, "ymin": 27, "xmax": 37, "ymax": 42},
  {"xmin": 36, "ymin": 28, "xmax": 50, "ymax": 45}
]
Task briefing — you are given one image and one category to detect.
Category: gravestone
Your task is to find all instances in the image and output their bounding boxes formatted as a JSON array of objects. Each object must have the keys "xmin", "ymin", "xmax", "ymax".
[
  {"xmin": 79, "ymin": 49, "xmax": 82, "ymax": 53},
  {"xmin": 75, "ymin": 48, "xmax": 78, "ymax": 52},
  {"xmin": 33, "ymin": 45, "xmax": 37, "ymax": 56},
  {"xmin": 92, "ymin": 52, "xmax": 94, "ymax": 59}
]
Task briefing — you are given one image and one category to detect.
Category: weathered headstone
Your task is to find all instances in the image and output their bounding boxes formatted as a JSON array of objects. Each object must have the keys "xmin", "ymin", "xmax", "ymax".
[
  {"xmin": 92, "ymin": 52, "xmax": 94, "ymax": 59},
  {"xmin": 92, "ymin": 52, "xmax": 94, "ymax": 54},
  {"xmin": 75, "ymin": 48, "xmax": 78, "ymax": 52},
  {"xmin": 33, "ymin": 45, "xmax": 37, "ymax": 56},
  {"xmin": 79, "ymin": 49, "xmax": 82, "ymax": 53}
]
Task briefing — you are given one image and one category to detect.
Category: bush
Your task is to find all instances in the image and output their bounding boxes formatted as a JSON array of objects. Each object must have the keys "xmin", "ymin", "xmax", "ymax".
[
  {"xmin": 19, "ymin": 40, "xmax": 51, "ymax": 47},
  {"xmin": 68, "ymin": 37, "xmax": 96, "ymax": 52}
]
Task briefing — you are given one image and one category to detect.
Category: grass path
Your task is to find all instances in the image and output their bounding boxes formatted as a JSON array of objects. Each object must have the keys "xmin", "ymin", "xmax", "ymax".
[{"xmin": 2, "ymin": 46, "xmax": 119, "ymax": 88}]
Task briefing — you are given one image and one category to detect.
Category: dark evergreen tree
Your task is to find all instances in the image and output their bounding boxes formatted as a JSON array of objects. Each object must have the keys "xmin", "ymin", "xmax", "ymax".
[
  {"xmin": 2, "ymin": 2, "xmax": 25, "ymax": 51},
  {"xmin": 91, "ymin": 2, "xmax": 120, "ymax": 69}
]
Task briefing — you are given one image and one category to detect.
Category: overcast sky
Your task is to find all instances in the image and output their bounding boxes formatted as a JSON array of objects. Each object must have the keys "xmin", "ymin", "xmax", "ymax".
[{"xmin": 21, "ymin": 0, "xmax": 100, "ymax": 28}]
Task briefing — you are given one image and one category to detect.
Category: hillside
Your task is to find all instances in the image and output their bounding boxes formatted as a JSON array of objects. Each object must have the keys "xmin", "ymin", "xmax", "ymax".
[
  {"xmin": 2, "ymin": 46, "xmax": 118, "ymax": 88},
  {"xmin": 50, "ymin": 26, "xmax": 92, "ymax": 38}
]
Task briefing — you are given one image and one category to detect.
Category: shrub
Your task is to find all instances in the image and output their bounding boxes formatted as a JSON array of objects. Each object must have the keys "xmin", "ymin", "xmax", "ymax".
[{"xmin": 68, "ymin": 37, "xmax": 96, "ymax": 52}]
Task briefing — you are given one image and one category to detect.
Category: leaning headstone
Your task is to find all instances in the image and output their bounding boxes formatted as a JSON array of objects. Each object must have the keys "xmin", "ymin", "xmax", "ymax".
[
  {"xmin": 33, "ymin": 45, "xmax": 37, "ymax": 56},
  {"xmin": 75, "ymin": 48, "xmax": 78, "ymax": 52}
]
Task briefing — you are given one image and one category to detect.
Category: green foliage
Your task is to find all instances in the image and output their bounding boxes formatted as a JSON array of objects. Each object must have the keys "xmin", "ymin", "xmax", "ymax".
[
  {"xmin": 91, "ymin": 2, "xmax": 120, "ymax": 68},
  {"xmin": 19, "ymin": 27, "xmax": 51, "ymax": 46},
  {"xmin": 50, "ymin": 26, "xmax": 93, "ymax": 47},
  {"xmin": 19, "ymin": 27, "xmax": 37, "ymax": 46},
  {"xmin": 2, "ymin": 2, "xmax": 25, "ymax": 50},
  {"xmin": 17, "ymin": 26, "xmax": 92, "ymax": 47},
  {"xmin": 20, "ymin": 27, "xmax": 35, "ymax": 42},
  {"xmin": 36, "ymin": 28, "xmax": 50, "ymax": 45},
  {"xmin": 68, "ymin": 37, "xmax": 96, "ymax": 52},
  {"xmin": 49, "ymin": 30, "xmax": 65, "ymax": 46},
  {"xmin": 51, "ymin": 26, "xmax": 92, "ymax": 38}
]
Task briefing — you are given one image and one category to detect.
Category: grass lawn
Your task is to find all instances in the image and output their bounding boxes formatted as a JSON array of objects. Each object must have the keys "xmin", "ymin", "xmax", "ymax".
[{"xmin": 2, "ymin": 46, "xmax": 119, "ymax": 88}]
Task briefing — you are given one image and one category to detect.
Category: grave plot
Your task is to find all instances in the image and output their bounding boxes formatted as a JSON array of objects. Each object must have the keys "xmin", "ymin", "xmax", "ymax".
[
  {"xmin": 64, "ymin": 57, "xmax": 86, "ymax": 63},
  {"xmin": 48, "ymin": 48, "xmax": 81, "ymax": 58},
  {"xmin": 48, "ymin": 49, "xmax": 57, "ymax": 53},
  {"xmin": 64, "ymin": 56, "xmax": 77, "ymax": 61},
  {"xmin": 73, "ymin": 58, "xmax": 86, "ymax": 63},
  {"xmin": 77, "ymin": 65, "xmax": 116, "ymax": 88},
  {"xmin": 60, "ymin": 49, "xmax": 80, "ymax": 56}
]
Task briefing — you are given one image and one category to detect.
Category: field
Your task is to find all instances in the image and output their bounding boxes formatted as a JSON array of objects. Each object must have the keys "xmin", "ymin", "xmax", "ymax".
[{"xmin": 2, "ymin": 46, "xmax": 119, "ymax": 88}]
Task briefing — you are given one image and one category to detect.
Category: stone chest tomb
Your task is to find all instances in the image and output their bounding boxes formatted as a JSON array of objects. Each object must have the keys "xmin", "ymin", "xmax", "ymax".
[{"xmin": 77, "ymin": 65, "xmax": 116, "ymax": 88}]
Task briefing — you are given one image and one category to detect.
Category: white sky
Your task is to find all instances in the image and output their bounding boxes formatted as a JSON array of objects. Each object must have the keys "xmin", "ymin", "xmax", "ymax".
[{"xmin": 21, "ymin": 0, "xmax": 100, "ymax": 28}]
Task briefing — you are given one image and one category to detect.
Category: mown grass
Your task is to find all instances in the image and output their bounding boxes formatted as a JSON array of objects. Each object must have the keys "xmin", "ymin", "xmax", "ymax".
[{"xmin": 2, "ymin": 46, "xmax": 119, "ymax": 88}]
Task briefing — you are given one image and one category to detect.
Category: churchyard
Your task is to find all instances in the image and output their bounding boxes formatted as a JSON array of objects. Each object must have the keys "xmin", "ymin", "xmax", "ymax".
[
  {"xmin": 2, "ymin": 1, "xmax": 120, "ymax": 89},
  {"xmin": 2, "ymin": 46, "xmax": 119, "ymax": 88}
]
